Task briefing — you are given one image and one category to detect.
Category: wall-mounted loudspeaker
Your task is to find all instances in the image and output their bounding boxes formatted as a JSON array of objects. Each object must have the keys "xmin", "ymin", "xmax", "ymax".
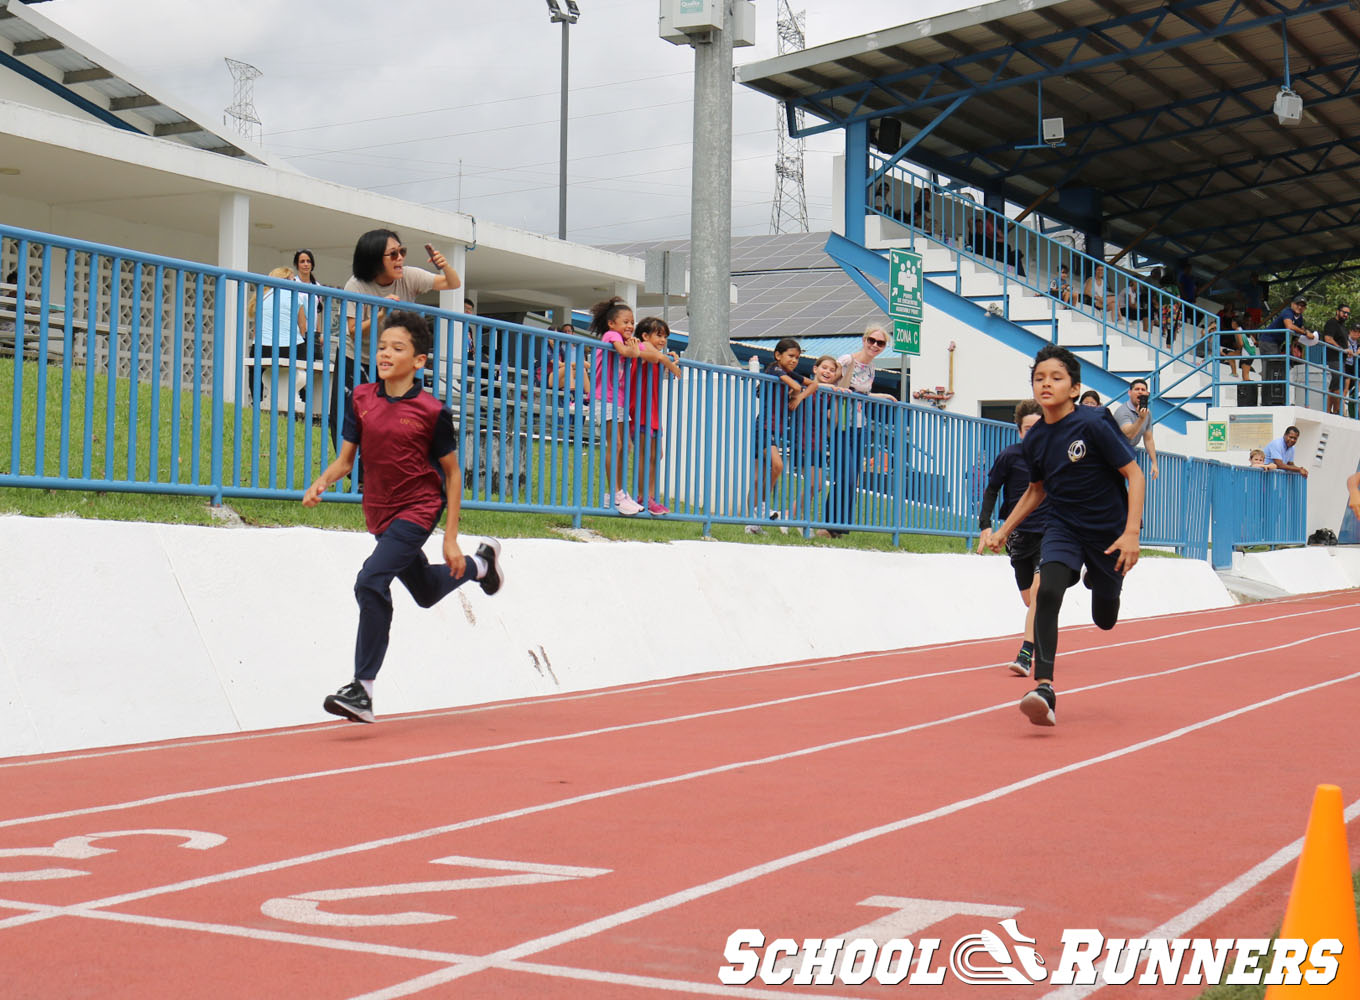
[{"xmin": 875, "ymin": 118, "xmax": 902, "ymax": 153}]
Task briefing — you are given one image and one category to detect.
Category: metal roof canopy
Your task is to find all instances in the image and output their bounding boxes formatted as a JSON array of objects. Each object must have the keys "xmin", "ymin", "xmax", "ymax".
[{"xmin": 736, "ymin": 0, "xmax": 1360, "ymax": 286}]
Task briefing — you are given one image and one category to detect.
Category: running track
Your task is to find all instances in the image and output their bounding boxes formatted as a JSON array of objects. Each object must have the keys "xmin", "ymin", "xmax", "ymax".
[{"xmin": 2, "ymin": 591, "xmax": 1358, "ymax": 999}]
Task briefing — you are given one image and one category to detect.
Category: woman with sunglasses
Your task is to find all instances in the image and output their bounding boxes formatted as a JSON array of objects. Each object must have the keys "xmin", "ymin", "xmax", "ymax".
[
  {"xmin": 330, "ymin": 231, "xmax": 463, "ymax": 452},
  {"xmin": 825, "ymin": 324, "xmax": 896, "ymax": 537}
]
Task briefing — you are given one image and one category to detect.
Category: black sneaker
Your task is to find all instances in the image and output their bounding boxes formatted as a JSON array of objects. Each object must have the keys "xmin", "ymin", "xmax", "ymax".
[
  {"xmin": 1019, "ymin": 683, "xmax": 1056, "ymax": 727},
  {"xmin": 323, "ymin": 681, "xmax": 374, "ymax": 724},
  {"xmin": 1009, "ymin": 655, "xmax": 1032, "ymax": 678},
  {"xmin": 475, "ymin": 538, "xmax": 504, "ymax": 596}
]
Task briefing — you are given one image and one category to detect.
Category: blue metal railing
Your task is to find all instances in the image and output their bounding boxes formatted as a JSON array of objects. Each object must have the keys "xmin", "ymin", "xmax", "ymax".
[
  {"xmin": 866, "ymin": 153, "xmax": 1220, "ymax": 376},
  {"xmin": 0, "ymin": 222, "xmax": 1305, "ymax": 560}
]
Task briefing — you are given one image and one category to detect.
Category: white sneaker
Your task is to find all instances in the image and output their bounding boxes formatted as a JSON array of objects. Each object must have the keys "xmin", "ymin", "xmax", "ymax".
[{"xmin": 614, "ymin": 490, "xmax": 643, "ymax": 516}]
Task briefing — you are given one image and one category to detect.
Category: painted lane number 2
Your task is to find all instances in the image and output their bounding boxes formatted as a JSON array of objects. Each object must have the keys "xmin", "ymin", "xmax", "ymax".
[{"xmin": 262, "ymin": 855, "xmax": 612, "ymax": 928}]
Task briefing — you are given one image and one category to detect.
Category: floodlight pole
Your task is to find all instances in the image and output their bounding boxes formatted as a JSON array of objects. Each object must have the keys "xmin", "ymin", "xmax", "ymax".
[
  {"xmin": 558, "ymin": 18, "xmax": 570, "ymax": 240},
  {"xmin": 547, "ymin": 1, "xmax": 580, "ymax": 241},
  {"xmin": 687, "ymin": 2, "xmax": 737, "ymax": 366}
]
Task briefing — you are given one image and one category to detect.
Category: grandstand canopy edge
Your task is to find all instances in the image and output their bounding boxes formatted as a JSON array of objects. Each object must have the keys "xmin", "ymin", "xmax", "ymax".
[{"xmin": 736, "ymin": 0, "xmax": 1360, "ymax": 287}]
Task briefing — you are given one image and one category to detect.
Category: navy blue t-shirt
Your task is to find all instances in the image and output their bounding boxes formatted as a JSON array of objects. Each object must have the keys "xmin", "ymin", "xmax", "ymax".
[
  {"xmin": 986, "ymin": 442, "xmax": 1048, "ymax": 533},
  {"xmin": 1022, "ymin": 405, "xmax": 1136, "ymax": 539}
]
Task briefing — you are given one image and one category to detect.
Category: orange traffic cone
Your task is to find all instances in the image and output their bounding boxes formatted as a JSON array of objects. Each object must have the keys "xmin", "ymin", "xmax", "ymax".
[{"xmin": 1265, "ymin": 784, "xmax": 1359, "ymax": 997}]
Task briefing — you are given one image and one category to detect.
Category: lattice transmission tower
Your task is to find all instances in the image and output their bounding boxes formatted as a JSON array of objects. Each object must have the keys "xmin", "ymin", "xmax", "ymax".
[
  {"xmin": 769, "ymin": 0, "xmax": 809, "ymax": 234},
  {"xmin": 223, "ymin": 57, "xmax": 263, "ymax": 145}
]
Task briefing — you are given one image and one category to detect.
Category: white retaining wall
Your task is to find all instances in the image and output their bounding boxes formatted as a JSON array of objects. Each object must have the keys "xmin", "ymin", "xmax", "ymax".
[{"xmin": 0, "ymin": 514, "xmax": 1260, "ymax": 759}]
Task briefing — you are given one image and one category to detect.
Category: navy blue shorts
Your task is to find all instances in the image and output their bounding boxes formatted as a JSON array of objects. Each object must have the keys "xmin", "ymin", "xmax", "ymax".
[
  {"xmin": 1039, "ymin": 519, "xmax": 1125, "ymax": 599},
  {"xmin": 1006, "ymin": 530, "xmax": 1043, "ymax": 592}
]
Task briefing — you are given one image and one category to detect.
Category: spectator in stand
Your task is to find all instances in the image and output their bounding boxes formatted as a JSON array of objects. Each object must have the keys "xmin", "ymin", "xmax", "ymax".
[
  {"xmin": 1264, "ymin": 425, "xmax": 1307, "ymax": 476},
  {"xmin": 1321, "ymin": 303, "xmax": 1351, "ymax": 415},
  {"xmin": 1113, "ymin": 377, "xmax": 1159, "ymax": 480},
  {"xmin": 334, "ymin": 231, "xmax": 461, "ymax": 454},
  {"xmin": 1048, "ymin": 265, "xmax": 1072, "ymax": 308},
  {"xmin": 1259, "ymin": 294, "xmax": 1309, "ymax": 360},
  {"xmin": 1079, "ymin": 390, "xmax": 1102, "ymax": 407},
  {"xmin": 1156, "ymin": 266, "xmax": 1183, "ymax": 347},
  {"xmin": 824, "ymin": 326, "xmax": 896, "ymax": 537},
  {"xmin": 251, "ymin": 266, "xmax": 310, "ymax": 412},
  {"xmin": 1121, "ymin": 279, "xmax": 1150, "ymax": 334},
  {"xmin": 540, "ymin": 323, "xmax": 590, "ymax": 404},
  {"xmin": 1249, "ymin": 448, "xmax": 1270, "ymax": 470},
  {"xmin": 1348, "ymin": 470, "xmax": 1360, "ymax": 518},
  {"xmin": 344, "ymin": 232, "xmax": 460, "ymax": 373},
  {"xmin": 629, "ymin": 317, "xmax": 682, "ymax": 516},
  {"xmin": 1081, "ymin": 265, "xmax": 1120, "ymax": 322},
  {"xmin": 1216, "ymin": 301, "xmax": 1251, "ymax": 380},
  {"xmin": 293, "ymin": 248, "xmax": 324, "ymax": 332},
  {"xmin": 1343, "ymin": 320, "xmax": 1360, "ymax": 418}
]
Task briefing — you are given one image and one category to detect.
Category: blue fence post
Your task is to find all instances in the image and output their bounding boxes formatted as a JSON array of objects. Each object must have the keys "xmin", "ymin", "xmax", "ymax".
[{"xmin": 210, "ymin": 274, "xmax": 225, "ymax": 506}]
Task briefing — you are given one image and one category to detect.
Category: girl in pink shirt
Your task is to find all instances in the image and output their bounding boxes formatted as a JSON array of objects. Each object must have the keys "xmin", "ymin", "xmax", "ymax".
[{"xmin": 590, "ymin": 297, "xmax": 645, "ymax": 516}]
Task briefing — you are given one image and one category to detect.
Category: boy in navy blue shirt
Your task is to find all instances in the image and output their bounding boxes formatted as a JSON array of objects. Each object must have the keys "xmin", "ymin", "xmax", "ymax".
[
  {"xmin": 977, "ymin": 399, "xmax": 1047, "ymax": 677},
  {"xmin": 986, "ymin": 345, "xmax": 1145, "ymax": 726},
  {"xmin": 302, "ymin": 310, "xmax": 504, "ymax": 724}
]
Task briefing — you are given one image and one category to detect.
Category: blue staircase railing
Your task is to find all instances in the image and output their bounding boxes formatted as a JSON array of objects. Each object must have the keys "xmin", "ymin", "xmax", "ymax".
[{"xmin": 866, "ymin": 153, "xmax": 1220, "ymax": 386}]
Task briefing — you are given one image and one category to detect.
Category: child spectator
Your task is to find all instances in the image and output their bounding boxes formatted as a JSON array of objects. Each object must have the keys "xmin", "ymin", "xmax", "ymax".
[
  {"xmin": 985, "ymin": 344, "xmax": 1145, "ymax": 727},
  {"xmin": 629, "ymin": 317, "xmax": 683, "ymax": 515},
  {"xmin": 748, "ymin": 338, "xmax": 815, "ymax": 531},
  {"xmin": 1248, "ymin": 449, "xmax": 1270, "ymax": 470},
  {"xmin": 1048, "ymin": 265, "xmax": 1072, "ymax": 308},
  {"xmin": 1078, "ymin": 390, "xmax": 1102, "ymax": 407},
  {"xmin": 589, "ymin": 297, "xmax": 645, "ymax": 516},
  {"xmin": 977, "ymin": 399, "xmax": 1049, "ymax": 677},
  {"xmin": 795, "ymin": 355, "xmax": 841, "ymax": 529},
  {"xmin": 302, "ymin": 310, "xmax": 503, "ymax": 724}
]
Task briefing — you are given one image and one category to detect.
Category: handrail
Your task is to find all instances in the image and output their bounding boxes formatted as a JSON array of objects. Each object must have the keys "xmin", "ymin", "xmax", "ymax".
[{"xmin": 866, "ymin": 153, "xmax": 1219, "ymax": 373}]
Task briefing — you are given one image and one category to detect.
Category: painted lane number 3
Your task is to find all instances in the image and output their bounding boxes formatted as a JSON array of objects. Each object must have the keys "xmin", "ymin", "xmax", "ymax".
[
  {"xmin": 0, "ymin": 829, "xmax": 227, "ymax": 882},
  {"xmin": 262, "ymin": 855, "xmax": 611, "ymax": 928}
]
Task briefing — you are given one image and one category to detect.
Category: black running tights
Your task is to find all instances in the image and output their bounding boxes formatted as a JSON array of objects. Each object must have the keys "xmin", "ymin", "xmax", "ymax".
[{"xmin": 1033, "ymin": 563, "xmax": 1120, "ymax": 682}]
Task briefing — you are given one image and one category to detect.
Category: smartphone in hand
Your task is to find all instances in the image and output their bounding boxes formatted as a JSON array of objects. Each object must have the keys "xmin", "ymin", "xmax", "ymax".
[{"xmin": 425, "ymin": 243, "xmax": 438, "ymax": 263}]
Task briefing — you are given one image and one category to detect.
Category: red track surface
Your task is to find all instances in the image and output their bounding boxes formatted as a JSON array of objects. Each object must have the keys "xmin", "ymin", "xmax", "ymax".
[{"xmin": 3, "ymin": 591, "xmax": 1358, "ymax": 999}]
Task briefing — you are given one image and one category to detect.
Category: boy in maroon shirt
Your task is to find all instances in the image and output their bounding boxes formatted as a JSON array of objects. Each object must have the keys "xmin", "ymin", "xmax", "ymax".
[{"xmin": 303, "ymin": 310, "xmax": 504, "ymax": 723}]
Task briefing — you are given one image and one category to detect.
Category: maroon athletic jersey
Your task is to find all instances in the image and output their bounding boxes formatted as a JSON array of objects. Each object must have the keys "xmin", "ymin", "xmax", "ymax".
[{"xmin": 343, "ymin": 381, "xmax": 456, "ymax": 535}]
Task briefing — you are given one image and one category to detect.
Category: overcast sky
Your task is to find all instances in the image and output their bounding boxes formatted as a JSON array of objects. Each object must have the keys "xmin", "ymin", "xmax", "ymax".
[{"xmin": 40, "ymin": 1, "xmax": 969, "ymax": 247}]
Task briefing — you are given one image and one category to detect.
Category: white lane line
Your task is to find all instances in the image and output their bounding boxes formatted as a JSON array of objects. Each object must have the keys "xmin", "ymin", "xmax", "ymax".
[
  {"xmin": 1038, "ymin": 797, "xmax": 1360, "ymax": 1000},
  {"xmin": 3, "ymin": 631, "xmax": 1355, "ymax": 942},
  {"xmin": 6, "ymin": 595, "xmax": 1349, "ymax": 771},
  {"xmin": 342, "ymin": 667, "xmax": 1360, "ymax": 999},
  {"xmin": 2, "ymin": 603, "xmax": 1346, "ymax": 831}
]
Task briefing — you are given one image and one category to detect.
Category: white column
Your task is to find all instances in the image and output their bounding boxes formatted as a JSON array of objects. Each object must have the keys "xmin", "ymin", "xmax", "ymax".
[
  {"xmin": 217, "ymin": 193, "xmax": 250, "ymax": 404},
  {"xmin": 613, "ymin": 281, "xmax": 638, "ymax": 310}
]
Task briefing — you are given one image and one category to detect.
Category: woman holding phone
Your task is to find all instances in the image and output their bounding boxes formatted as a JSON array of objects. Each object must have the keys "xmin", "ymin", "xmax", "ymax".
[{"xmin": 329, "ymin": 231, "xmax": 462, "ymax": 451}]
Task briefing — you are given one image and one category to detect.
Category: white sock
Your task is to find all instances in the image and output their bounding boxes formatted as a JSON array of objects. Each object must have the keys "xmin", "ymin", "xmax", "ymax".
[
  {"xmin": 472, "ymin": 555, "xmax": 488, "ymax": 579},
  {"xmin": 359, "ymin": 679, "xmax": 374, "ymax": 697}
]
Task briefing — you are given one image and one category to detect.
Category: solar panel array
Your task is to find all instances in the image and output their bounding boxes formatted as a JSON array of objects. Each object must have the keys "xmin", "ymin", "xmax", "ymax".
[{"xmin": 603, "ymin": 231, "xmax": 889, "ymax": 348}]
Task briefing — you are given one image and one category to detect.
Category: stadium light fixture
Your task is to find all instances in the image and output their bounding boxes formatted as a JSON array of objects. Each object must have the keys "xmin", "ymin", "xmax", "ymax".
[{"xmin": 546, "ymin": 1, "xmax": 580, "ymax": 239}]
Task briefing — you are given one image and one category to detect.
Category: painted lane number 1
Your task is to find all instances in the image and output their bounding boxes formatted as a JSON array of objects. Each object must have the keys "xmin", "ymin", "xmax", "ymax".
[{"xmin": 261, "ymin": 855, "xmax": 612, "ymax": 928}]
